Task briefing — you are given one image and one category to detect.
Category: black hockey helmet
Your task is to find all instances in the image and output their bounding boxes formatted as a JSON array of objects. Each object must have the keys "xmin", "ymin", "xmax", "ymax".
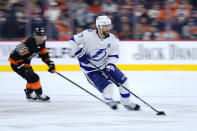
[{"xmin": 33, "ymin": 27, "xmax": 46, "ymax": 36}]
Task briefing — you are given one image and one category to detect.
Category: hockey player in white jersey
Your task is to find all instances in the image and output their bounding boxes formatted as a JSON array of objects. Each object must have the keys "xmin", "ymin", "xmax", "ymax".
[{"xmin": 69, "ymin": 15, "xmax": 140, "ymax": 110}]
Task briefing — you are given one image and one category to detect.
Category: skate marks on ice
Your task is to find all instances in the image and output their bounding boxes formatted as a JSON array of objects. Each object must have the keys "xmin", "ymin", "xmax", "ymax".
[
  {"xmin": 1, "ymin": 71, "xmax": 197, "ymax": 130},
  {"xmin": 0, "ymin": 96, "xmax": 197, "ymax": 131}
]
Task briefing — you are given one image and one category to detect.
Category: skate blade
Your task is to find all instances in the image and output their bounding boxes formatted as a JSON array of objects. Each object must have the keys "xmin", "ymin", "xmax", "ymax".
[
  {"xmin": 27, "ymin": 99, "xmax": 51, "ymax": 103},
  {"xmin": 124, "ymin": 104, "xmax": 141, "ymax": 111},
  {"xmin": 115, "ymin": 101, "xmax": 121, "ymax": 104}
]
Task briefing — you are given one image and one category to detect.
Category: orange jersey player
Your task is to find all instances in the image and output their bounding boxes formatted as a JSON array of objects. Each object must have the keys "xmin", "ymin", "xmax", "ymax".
[{"xmin": 8, "ymin": 27, "xmax": 56, "ymax": 102}]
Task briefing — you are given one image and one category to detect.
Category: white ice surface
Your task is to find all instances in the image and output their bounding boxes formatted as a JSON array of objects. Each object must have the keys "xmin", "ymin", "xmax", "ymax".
[{"xmin": 0, "ymin": 71, "xmax": 197, "ymax": 131}]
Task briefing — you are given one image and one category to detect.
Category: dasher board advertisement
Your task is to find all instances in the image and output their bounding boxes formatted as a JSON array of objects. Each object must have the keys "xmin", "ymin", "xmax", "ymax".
[{"xmin": 0, "ymin": 41, "xmax": 197, "ymax": 71}]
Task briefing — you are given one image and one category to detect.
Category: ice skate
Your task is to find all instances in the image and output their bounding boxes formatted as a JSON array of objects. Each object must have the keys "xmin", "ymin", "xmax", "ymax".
[
  {"xmin": 24, "ymin": 89, "xmax": 37, "ymax": 100},
  {"xmin": 123, "ymin": 102, "xmax": 140, "ymax": 111},
  {"xmin": 35, "ymin": 94, "xmax": 50, "ymax": 101},
  {"xmin": 120, "ymin": 97, "xmax": 140, "ymax": 111},
  {"xmin": 25, "ymin": 89, "xmax": 50, "ymax": 102},
  {"xmin": 106, "ymin": 100, "xmax": 118, "ymax": 110}
]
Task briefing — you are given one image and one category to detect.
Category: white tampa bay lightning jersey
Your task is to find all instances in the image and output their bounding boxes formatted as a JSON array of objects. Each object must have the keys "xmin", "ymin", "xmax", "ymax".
[{"xmin": 69, "ymin": 29, "xmax": 119, "ymax": 73}]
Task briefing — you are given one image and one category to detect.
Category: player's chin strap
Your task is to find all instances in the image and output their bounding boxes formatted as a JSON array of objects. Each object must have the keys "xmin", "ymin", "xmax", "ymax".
[
  {"xmin": 53, "ymin": 70, "xmax": 118, "ymax": 109},
  {"xmin": 87, "ymin": 59, "xmax": 166, "ymax": 116}
]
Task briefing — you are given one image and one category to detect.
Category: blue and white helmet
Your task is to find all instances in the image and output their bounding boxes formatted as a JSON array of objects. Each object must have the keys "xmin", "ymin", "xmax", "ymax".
[{"xmin": 96, "ymin": 15, "xmax": 111, "ymax": 28}]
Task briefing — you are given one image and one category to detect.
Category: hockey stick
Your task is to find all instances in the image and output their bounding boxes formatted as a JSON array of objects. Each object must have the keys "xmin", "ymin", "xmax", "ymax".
[
  {"xmin": 88, "ymin": 61, "xmax": 166, "ymax": 115},
  {"xmin": 54, "ymin": 71, "xmax": 118, "ymax": 110}
]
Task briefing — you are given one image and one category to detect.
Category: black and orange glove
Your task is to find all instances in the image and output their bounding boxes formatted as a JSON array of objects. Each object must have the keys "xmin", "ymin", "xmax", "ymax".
[{"xmin": 46, "ymin": 61, "xmax": 55, "ymax": 73}]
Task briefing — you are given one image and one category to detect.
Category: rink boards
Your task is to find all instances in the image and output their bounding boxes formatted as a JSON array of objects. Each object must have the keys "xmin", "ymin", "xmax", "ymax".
[{"xmin": 0, "ymin": 40, "xmax": 197, "ymax": 71}]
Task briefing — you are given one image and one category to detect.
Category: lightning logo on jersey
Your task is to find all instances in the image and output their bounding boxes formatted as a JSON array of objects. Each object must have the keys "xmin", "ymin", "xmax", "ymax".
[
  {"xmin": 91, "ymin": 48, "xmax": 107, "ymax": 61},
  {"xmin": 91, "ymin": 43, "xmax": 111, "ymax": 61}
]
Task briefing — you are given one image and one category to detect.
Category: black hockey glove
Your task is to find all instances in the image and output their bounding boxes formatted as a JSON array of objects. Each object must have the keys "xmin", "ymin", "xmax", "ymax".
[
  {"xmin": 46, "ymin": 61, "xmax": 55, "ymax": 73},
  {"xmin": 103, "ymin": 63, "xmax": 116, "ymax": 77}
]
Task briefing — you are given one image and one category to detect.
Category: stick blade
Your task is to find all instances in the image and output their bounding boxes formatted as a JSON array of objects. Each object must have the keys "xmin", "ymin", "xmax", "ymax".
[{"xmin": 156, "ymin": 111, "xmax": 166, "ymax": 115}]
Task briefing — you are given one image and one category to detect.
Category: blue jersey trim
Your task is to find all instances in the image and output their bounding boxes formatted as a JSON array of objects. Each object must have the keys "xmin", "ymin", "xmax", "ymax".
[
  {"xmin": 74, "ymin": 48, "xmax": 83, "ymax": 56},
  {"xmin": 108, "ymin": 55, "xmax": 119, "ymax": 58},
  {"xmin": 120, "ymin": 93, "xmax": 130, "ymax": 98},
  {"xmin": 104, "ymin": 97, "xmax": 112, "ymax": 100},
  {"xmin": 87, "ymin": 29, "xmax": 93, "ymax": 32},
  {"xmin": 70, "ymin": 36, "xmax": 75, "ymax": 42}
]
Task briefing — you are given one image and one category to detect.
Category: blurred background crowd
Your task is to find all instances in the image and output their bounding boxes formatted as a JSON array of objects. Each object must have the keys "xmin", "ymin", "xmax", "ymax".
[{"xmin": 1, "ymin": 0, "xmax": 197, "ymax": 40}]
